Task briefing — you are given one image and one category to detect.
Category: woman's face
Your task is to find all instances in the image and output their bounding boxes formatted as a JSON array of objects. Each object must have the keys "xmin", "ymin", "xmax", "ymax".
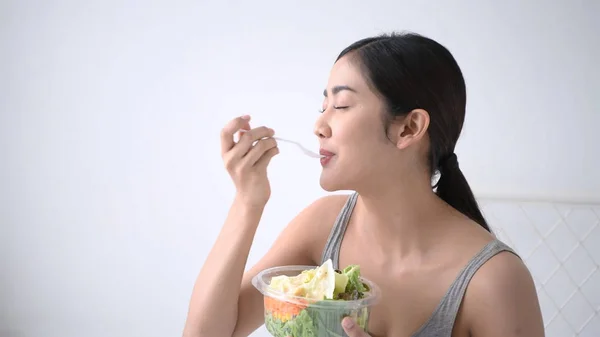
[{"xmin": 314, "ymin": 55, "xmax": 407, "ymax": 192}]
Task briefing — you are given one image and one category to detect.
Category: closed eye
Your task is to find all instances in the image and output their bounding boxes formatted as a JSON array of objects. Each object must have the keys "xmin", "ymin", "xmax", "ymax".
[{"xmin": 319, "ymin": 106, "xmax": 350, "ymax": 113}]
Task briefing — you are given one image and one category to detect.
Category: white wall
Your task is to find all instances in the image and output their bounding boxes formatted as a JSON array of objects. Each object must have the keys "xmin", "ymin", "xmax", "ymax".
[
  {"xmin": 481, "ymin": 199, "xmax": 600, "ymax": 337},
  {"xmin": 1, "ymin": 1, "xmax": 598, "ymax": 336}
]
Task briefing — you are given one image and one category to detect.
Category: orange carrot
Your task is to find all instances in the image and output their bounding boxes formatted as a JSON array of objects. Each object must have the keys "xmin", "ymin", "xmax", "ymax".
[{"xmin": 264, "ymin": 296, "xmax": 309, "ymax": 322}]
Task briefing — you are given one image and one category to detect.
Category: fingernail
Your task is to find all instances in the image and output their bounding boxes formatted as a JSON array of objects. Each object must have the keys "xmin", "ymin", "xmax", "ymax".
[
  {"xmin": 241, "ymin": 115, "xmax": 250, "ymax": 120},
  {"xmin": 342, "ymin": 317, "xmax": 354, "ymax": 329}
]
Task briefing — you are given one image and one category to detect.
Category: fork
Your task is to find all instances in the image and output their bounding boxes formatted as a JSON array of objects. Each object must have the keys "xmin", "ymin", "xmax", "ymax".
[
  {"xmin": 239, "ymin": 130, "xmax": 324, "ymax": 158},
  {"xmin": 272, "ymin": 137, "xmax": 324, "ymax": 158}
]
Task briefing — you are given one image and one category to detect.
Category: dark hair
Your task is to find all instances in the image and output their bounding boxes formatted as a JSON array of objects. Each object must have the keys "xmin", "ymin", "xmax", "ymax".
[{"xmin": 337, "ymin": 32, "xmax": 491, "ymax": 232}]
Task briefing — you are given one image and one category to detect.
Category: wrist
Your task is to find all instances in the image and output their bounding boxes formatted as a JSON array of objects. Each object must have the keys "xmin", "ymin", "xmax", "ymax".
[
  {"xmin": 233, "ymin": 194, "xmax": 267, "ymax": 212},
  {"xmin": 222, "ymin": 196, "xmax": 265, "ymax": 235},
  {"xmin": 232, "ymin": 195, "xmax": 267, "ymax": 215}
]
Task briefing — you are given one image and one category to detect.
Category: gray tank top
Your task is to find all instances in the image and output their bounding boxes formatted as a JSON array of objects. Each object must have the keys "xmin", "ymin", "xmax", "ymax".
[{"xmin": 320, "ymin": 192, "xmax": 519, "ymax": 337}]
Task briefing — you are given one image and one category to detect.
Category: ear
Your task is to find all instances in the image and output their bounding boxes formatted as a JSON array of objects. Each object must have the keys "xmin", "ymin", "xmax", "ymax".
[{"xmin": 395, "ymin": 109, "xmax": 430, "ymax": 150}]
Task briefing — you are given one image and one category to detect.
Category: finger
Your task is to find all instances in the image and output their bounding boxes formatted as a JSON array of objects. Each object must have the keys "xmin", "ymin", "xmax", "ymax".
[
  {"xmin": 254, "ymin": 146, "xmax": 279, "ymax": 170},
  {"xmin": 220, "ymin": 115, "xmax": 251, "ymax": 155},
  {"xmin": 341, "ymin": 317, "xmax": 369, "ymax": 337},
  {"xmin": 235, "ymin": 126, "xmax": 275, "ymax": 155},
  {"xmin": 235, "ymin": 123, "xmax": 252, "ymax": 142},
  {"xmin": 242, "ymin": 138, "xmax": 278, "ymax": 165}
]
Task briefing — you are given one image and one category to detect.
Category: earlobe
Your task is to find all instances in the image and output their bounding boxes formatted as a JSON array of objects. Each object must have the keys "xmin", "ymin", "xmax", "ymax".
[{"xmin": 395, "ymin": 109, "xmax": 430, "ymax": 149}]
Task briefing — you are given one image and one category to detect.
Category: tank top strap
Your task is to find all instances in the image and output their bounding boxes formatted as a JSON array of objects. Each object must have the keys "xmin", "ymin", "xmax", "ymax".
[
  {"xmin": 412, "ymin": 239, "xmax": 519, "ymax": 336},
  {"xmin": 320, "ymin": 192, "xmax": 359, "ymax": 270}
]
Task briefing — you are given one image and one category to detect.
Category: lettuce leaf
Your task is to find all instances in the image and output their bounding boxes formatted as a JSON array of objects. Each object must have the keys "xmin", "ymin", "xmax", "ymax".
[{"xmin": 334, "ymin": 265, "xmax": 367, "ymax": 300}]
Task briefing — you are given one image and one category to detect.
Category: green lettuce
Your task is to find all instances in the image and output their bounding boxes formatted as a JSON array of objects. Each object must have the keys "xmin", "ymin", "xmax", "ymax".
[{"xmin": 335, "ymin": 265, "xmax": 368, "ymax": 300}]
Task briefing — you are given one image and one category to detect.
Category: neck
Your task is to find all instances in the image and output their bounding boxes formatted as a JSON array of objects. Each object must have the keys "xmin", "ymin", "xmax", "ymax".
[{"xmin": 352, "ymin": 173, "xmax": 452, "ymax": 259}]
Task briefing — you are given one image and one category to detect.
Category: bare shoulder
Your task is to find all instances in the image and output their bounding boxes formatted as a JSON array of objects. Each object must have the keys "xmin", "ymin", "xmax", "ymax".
[
  {"xmin": 462, "ymin": 246, "xmax": 545, "ymax": 337},
  {"xmin": 277, "ymin": 193, "xmax": 352, "ymax": 262},
  {"xmin": 248, "ymin": 193, "xmax": 351, "ymax": 269},
  {"xmin": 294, "ymin": 193, "xmax": 350, "ymax": 222},
  {"xmin": 250, "ymin": 193, "xmax": 351, "ymax": 269}
]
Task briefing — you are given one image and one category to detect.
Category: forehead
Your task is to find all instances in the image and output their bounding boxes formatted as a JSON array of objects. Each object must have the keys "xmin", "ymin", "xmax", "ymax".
[{"xmin": 325, "ymin": 55, "xmax": 370, "ymax": 95}]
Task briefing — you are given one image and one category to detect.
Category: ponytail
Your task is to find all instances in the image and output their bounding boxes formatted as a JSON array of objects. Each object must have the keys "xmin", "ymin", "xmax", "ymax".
[{"xmin": 435, "ymin": 153, "xmax": 491, "ymax": 232}]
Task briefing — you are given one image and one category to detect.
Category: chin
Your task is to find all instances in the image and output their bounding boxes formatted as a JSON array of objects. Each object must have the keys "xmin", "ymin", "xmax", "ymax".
[{"xmin": 319, "ymin": 171, "xmax": 347, "ymax": 192}]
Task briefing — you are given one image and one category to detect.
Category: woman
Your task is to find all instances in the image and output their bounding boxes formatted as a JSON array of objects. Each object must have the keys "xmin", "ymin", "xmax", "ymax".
[{"xmin": 182, "ymin": 32, "xmax": 545, "ymax": 337}]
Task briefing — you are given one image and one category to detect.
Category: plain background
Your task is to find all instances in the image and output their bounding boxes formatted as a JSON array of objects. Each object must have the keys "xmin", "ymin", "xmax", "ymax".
[{"xmin": 1, "ymin": 1, "xmax": 598, "ymax": 336}]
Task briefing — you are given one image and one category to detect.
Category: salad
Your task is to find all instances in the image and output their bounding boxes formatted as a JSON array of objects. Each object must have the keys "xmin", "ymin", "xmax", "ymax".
[{"xmin": 254, "ymin": 259, "xmax": 378, "ymax": 337}]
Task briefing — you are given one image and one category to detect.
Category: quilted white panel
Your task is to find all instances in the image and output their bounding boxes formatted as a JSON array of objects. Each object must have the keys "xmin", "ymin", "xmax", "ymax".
[{"xmin": 480, "ymin": 199, "xmax": 600, "ymax": 337}]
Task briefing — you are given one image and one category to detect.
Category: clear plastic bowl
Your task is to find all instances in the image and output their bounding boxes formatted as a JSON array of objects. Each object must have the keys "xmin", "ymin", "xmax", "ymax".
[{"xmin": 252, "ymin": 265, "xmax": 381, "ymax": 337}]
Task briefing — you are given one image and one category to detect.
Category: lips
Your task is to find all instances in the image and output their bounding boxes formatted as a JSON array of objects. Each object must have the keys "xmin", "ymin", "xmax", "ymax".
[
  {"xmin": 319, "ymin": 149, "xmax": 335, "ymax": 166},
  {"xmin": 319, "ymin": 149, "xmax": 335, "ymax": 157}
]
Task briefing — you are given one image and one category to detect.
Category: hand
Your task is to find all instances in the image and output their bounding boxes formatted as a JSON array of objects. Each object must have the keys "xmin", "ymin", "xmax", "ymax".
[
  {"xmin": 340, "ymin": 317, "xmax": 372, "ymax": 337},
  {"xmin": 220, "ymin": 115, "xmax": 279, "ymax": 207}
]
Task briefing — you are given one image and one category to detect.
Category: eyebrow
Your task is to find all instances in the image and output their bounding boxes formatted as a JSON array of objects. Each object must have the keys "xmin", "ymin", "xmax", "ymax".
[{"xmin": 323, "ymin": 85, "xmax": 357, "ymax": 97}]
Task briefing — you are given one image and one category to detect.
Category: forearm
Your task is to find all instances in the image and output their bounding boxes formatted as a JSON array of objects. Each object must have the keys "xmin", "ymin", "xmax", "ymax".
[{"xmin": 183, "ymin": 198, "xmax": 264, "ymax": 337}]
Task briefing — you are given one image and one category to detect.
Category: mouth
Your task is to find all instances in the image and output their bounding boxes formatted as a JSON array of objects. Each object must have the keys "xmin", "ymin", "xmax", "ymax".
[
  {"xmin": 319, "ymin": 149, "xmax": 335, "ymax": 166},
  {"xmin": 319, "ymin": 149, "xmax": 335, "ymax": 157}
]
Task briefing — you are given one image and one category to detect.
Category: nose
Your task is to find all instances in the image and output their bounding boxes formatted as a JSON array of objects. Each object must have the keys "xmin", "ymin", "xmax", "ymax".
[{"xmin": 313, "ymin": 114, "xmax": 332, "ymax": 139}]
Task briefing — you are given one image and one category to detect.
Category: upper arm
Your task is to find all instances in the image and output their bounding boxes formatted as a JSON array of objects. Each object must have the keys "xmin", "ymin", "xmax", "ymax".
[
  {"xmin": 463, "ymin": 251, "xmax": 545, "ymax": 337},
  {"xmin": 232, "ymin": 195, "xmax": 348, "ymax": 337}
]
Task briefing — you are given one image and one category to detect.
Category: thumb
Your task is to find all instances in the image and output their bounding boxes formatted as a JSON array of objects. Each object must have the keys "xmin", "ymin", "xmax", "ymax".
[{"xmin": 342, "ymin": 317, "xmax": 369, "ymax": 337}]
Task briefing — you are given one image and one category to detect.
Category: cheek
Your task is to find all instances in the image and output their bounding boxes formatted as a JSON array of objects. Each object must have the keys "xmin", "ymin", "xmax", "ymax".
[
  {"xmin": 333, "ymin": 105, "xmax": 389, "ymax": 151},
  {"xmin": 339, "ymin": 123, "xmax": 388, "ymax": 160},
  {"xmin": 351, "ymin": 113, "xmax": 389, "ymax": 144}
]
